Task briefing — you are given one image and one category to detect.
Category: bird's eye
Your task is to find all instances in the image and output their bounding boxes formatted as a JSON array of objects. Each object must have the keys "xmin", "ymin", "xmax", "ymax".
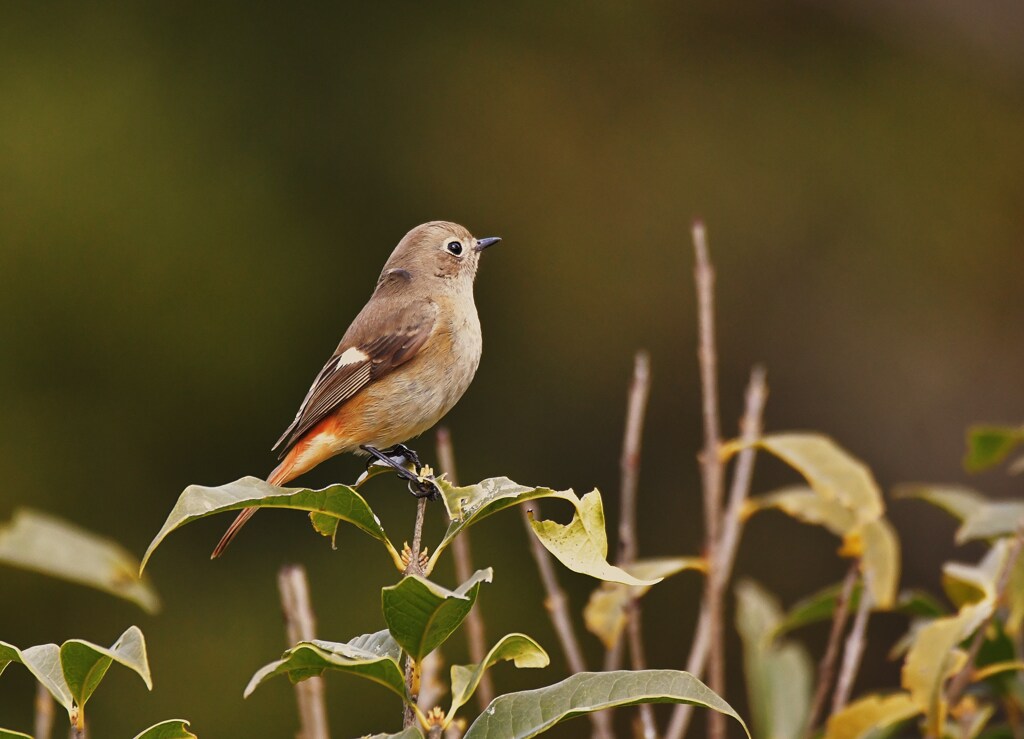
[{"xmin": 446, "ymin": 240, "xmax": 463, "ymax": 256}]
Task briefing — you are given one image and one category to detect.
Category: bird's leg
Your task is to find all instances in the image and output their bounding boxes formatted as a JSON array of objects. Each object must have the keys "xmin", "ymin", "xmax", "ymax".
[
  {"xmin": 378, "ymin": 443, "xmax": 423, "ymax": 472},
  {"xmin": 360, "ymin": 445, "xmax": 420, "ymax": 483},
  {"xmin": 360, "ymin": 444, "xmax": 440, "ymax": 501}
]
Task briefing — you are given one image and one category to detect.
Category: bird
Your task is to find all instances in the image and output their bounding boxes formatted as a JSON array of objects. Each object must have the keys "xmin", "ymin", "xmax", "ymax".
[{"xmin": 211, "ymin": 221, "xmax": 501, "ymax": 558}]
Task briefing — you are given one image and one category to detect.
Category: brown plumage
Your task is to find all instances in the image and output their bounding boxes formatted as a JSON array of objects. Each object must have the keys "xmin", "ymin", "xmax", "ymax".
[{"xmin": 211, "ymin": 221, "xmax": 500, "ymax": 558}]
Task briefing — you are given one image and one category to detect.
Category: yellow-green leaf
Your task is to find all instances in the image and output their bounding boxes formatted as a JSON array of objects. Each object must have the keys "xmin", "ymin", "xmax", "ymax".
[
  {"xmin": 0, "ymin": 509, "xmax": 159, "ymax": 613},
  {"xmin": 854, "ymin": 518, "xmax": 900, "ymax": 610},
  {"xmin": 744, "ymin": 486, "xmax": 857, "ymax": 535},
  {"xmin": 584, "ymin": 557, "xmax": 705, "ymax": 648},
  {"xmin": 824, "ymin": 692, "xmax": 920, "ymax": 739},
  {"xmin": 447, "ymin": 633, "xmax": 549, "ymax": 724},
  {"xmin": 902, "ymin": 602, "xmax": 992, "ymax": 733},
  {"xmin": 428, "ymin": 477, "xmax": 580, "ymax": 574},
  {"xmin": 895, "ymin": 485, "xmax": 984, "ymax": 521},
  {"xmin": 964, "ymin": 425, "xmax": 1024, "ymax": 472},
  {"xmin": 132, "ymin": 719, "xmax": 196, "ymax": 739},
  {"xmin": 754, "ymin": 433, "xmax": 885, "ymax": 524},
  {"xmin": 529, "ymin": 491, "xmax": 660, "ymax": 586}
]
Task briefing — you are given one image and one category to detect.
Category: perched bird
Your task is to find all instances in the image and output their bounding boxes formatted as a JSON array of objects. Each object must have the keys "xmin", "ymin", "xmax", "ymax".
[{"xmin": 211, "ymin": 221, "xmax": 501, "ymax": 557}]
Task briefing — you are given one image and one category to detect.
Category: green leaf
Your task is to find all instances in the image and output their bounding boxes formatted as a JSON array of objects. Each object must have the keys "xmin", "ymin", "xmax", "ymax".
[
  {"xmin": 132, "ymin": 720, "xmax": 196, "ymax": 739},
  {"xmin": 245, "ymin": 629, "xmax": 406, "ymax": 701},
  {"xmin": 0, "ymin": 729, "xmax": 33, "ymax": 738},
  {"xmin": 895, "ymin": 485, "xmax": 985, "ymax": 521},
  {"xmin": 898, "ymin": 485, "xmax": 1024, "ymax": 544},
  {"xmin": 142, "ymin": 476, "xmax": 402, "ymax": 572},
  {"xmin": 825, "ymin": 692, "xmax": 920, "ymax": 739},
  {"xmin": 965, "ymin": 425, "xmax": 1024, "ymax": 472},
  {"xmin": 957, "ymin": 502, "xmax": 1024, "ymax": 544},
  {"xmin": 366, "ymin": 730, "xmax": 425, "ymax": 739},
  {"xmin": 529, "ymin": 491, "xmax": 660, "ymax": 586},
  {"xmin": 584, "ymin": 557, "xmax": 706, "ymax": 648},
  {"xmin": 943, "ymin": 539, "xmax": 1016, "ymax": 607},
  {"xmin": 61, "ymin": 625, "xmax": 152, "ymax": 712},
  {"xmin": 744, "ymin": 486, "xmax": 857, "ymax": 536},
  {"xmin": 773, "ymin": 583, "xmax": 944, "ymax": 640},
  {"xmin": 735, "ymin": 580, "xmax": 812, "ymax": 739},
  {"xmin": 447, "ymin": 633, "xmax": 549, "ymax": 723},
  {"xmin": 0, "ymin": 508, "xmax": 159, "ymax": 613},
  {"xmin": 462, "ymin": 670, "xmax": 749, "ymax": 739},
  {"xmin": 748, "ymin": 433, "xmax": 885, "ymax": 525},
  {"xmin": 428, "ymin": 477, "xmax": 579, "ymax": 573},
  {"xmin": 1, "ymin": 642, "xmax": 73, "ymax": 713},
  {"xmin": 382, "ymin": 569, "xmax": 492, "ymax": 661},
  {"xmin": 1, "ymin": 627, "xmax": 150, "ymax": 726}
]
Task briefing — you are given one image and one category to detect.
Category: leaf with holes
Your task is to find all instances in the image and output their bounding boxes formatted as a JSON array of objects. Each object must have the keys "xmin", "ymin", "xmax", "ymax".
[
  {"xmin": 529, "ymin": 491, "xmax": 660, "ymax": 586},
  {"xmin": 427, "ymin": 477, "xmax": 579, "ymax": 573}
]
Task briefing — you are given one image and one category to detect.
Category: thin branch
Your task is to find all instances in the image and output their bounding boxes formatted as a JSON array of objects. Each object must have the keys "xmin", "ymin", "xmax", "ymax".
[
  {"xmin": 35, "ymin": 681, "xmax": 54, "ymax": 739},
  {"xmin": 804, "ymin": 561, "xmax": 859, "ymax": 736},
  {"xmin": 831, "ymin": 581, "xmax": 873, "ymax": 713},
  {"xmin": 666, "ymin": 365, "xmax": 768, "ymax": 739},
  {"xmin": 278, "ymin": 564, "xmax": 330, "ymax": 739},
  {"xmin": 403, "ymin": 497, "xmax": 430, "ymax": 729},
  {"xmin": 692, "ymin": 221, "xmax": 727, "ymax": 739},
  {"xmin": 946, "ymin": 529, "xmax": 1024, "ymax": 708},
  {"xmin": 521, "ymin": 503, "xmax": 614, "ymax": 739},
  {"xmin": 602, "ymin": 352, "xmax": 657, "ymax": 735},
  {"xmin": 436, "ymin": 427, "xmax": 493, "ymax": 709}
]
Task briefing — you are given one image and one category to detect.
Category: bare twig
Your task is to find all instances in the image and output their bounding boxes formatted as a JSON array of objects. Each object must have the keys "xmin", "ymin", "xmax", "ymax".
[
  {"xmin": 521, "ymin": 503, "xmax": 614, "ymax": 739},
  {"xmin": 436, "ymin": 427, "xmax": 493, "ymax": 709},
  {"xmin": 666, "ymin": 366, "xmax": 768, "ymax": 739},
  {"xmin": 35, "ymin": 681, "xmax": 54, "ymax": 739},
  {"xmin": 418, "ymin": 649, "xmax": 445, "ymax": 715},
  {"xmin": 804, "ymin": 561, "xmax": 859, "ymax": 736},
  {"xmin": 278, "ymin": 565, "xmax": 330, "ymax": 739},
  {"xmin": 692, "ymin": 221, "xmax": 727, "ymax": 739},
  {"xmin": 831, "ymin": 581, "xmax": 873, "ymax": 713},
  {"xmin": 946, "ymin": 530, "xmax": 1024, "ymax": 708},
  {"xmin": 601, "ymin": 352, "xmax": 657, "ymax": 736},
  {"xmin": 403, "ymin": 497, "xmax": 430, "ymax": 729}
]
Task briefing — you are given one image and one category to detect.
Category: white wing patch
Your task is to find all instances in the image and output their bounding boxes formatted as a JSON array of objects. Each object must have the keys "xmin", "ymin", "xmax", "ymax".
[{"xmin": 335, "ymin": 347, "xmax": 369, "ymax": 368}]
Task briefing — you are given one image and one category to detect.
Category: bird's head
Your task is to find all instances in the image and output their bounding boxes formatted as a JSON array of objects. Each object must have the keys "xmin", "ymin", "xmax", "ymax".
[{"xmin": 381, "ymin": 221, "xmax": 501, "ymax": 287}]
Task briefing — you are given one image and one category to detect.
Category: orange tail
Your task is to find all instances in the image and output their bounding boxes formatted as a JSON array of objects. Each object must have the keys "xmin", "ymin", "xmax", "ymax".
[{"xmin": 210, "ymin": 450, "xmax": 303, "ymax": 559}]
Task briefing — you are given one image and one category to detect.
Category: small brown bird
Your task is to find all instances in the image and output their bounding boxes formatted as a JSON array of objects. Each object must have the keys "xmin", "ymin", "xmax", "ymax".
[{"xmin": 212, "ymin": 221, "xmax": 500, "ymax": 557}]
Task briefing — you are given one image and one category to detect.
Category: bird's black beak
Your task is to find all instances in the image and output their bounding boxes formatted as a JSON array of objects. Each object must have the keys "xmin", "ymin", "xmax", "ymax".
[{"xmin": 474, "ymin": 236, "xmax": 502, "ymax": 252}]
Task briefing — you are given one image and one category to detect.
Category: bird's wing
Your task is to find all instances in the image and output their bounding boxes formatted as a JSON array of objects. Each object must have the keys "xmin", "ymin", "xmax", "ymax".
[{"xmin": 272, "ymin": 297, "xmax": 438, "ymax": 456}]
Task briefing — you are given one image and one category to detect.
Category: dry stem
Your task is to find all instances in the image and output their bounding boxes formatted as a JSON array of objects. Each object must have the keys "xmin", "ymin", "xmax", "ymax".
[
  {"xmin": 666, "ymin": 365, "xmax": 768, "ymax": 739},
  {"xmin": 35, "ymin": 681, "xmax": 54, "ymax": 739},
  {"xmin": 436, "ymin": 427, "xmax": 494, "ymax": 709},
  {"xmin": 804, "ymin": 561, "xmax": 859, "ymax": 736},
  {"xmin": 692, "ymin": 221, "xmax": 727, "ymax": 739},
  {"xmin": 278, "ymin": 564, "xmax": 329, "ymax": 739},
  {"xmin": 521, "ymin": 503, "xmax": 614, "ymax": 739},
  {"xmin": 831, "ymin": 582, "xmax": 873, "ymax": 713}
]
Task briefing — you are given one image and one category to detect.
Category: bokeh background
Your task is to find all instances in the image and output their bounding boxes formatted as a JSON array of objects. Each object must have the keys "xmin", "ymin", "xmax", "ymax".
[{"xmin": 2, "ymin": 2, "xmax": 1023, "ymax": 736}]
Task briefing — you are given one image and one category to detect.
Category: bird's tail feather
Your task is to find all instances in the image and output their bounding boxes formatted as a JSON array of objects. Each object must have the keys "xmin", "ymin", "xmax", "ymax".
[{"xmin": 210, "ymin": 451, "xmax": 300, "ymax": 558}]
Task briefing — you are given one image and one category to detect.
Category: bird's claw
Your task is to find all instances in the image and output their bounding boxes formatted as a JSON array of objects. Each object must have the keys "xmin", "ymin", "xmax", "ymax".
[{"xmin": 359, "ymin": 444, "xmax": 440, "ymax": 501}]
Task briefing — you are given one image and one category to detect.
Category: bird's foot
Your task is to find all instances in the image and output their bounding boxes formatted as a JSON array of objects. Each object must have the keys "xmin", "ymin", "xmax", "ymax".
[{"xmin": 359, "ymin": 444, "xmax": 440, "ymax": 501}]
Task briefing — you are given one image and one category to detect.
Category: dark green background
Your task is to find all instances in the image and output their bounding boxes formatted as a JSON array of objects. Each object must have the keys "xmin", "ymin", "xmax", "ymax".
[{"xmin": 2, "ymin": 2, "xmax": 1022, "ymax": 736}]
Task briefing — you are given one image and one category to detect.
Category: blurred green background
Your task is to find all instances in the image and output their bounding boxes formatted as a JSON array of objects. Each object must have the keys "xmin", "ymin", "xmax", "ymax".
[{"xmin": 2, "ymin": 2, "xmax": 1023, "ymax": 736}]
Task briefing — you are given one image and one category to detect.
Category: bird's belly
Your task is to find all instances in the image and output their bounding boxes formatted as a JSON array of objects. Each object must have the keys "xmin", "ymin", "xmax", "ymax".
[{"xmin": 354, "ymin": 319, "xmax": 481, "ymax": 449}]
